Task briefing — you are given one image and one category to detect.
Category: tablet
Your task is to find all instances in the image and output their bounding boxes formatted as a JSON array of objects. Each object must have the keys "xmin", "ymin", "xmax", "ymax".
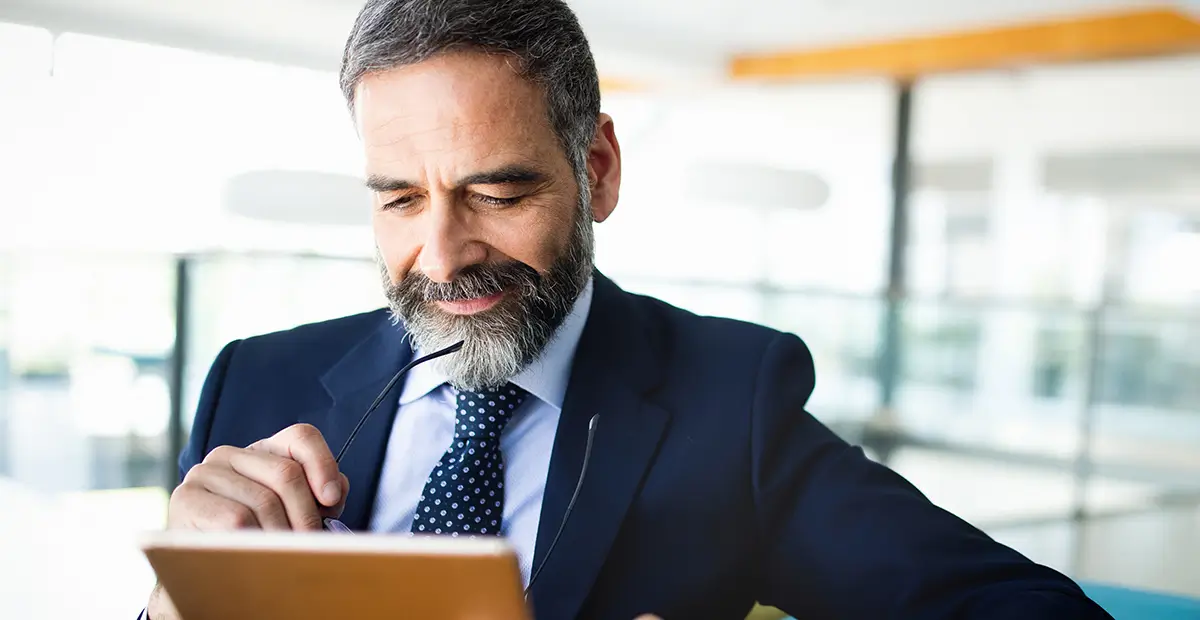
[{"xmin": 139, "ymin": 530, "xmax": 530, "ymax": 620}]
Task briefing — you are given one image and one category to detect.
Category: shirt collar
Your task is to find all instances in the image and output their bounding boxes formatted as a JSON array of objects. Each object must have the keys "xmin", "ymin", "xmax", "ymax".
[{"xmin": 398, "ymin": 276, "xmax": 594, "ymax": 411}]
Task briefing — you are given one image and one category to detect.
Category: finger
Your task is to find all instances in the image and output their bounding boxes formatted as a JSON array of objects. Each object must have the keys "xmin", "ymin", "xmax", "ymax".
[
  {"xmin": 148, "ymin": 582, "xmax": 181, "ymax": 620},
  {"xmin": 192, "ymin": 463, "xmax": 291, "ymax": 531},
  {"xmin": 227, "ymin": 450, "xmax": 324, "ymax": 531},
  {"xmin": 319, "ymin": 473, "xmax": 350, "ymax": 520},
  {"xmin": 251, "ymin": 424, "xmax": 342, "ymax": 507},
  {"xmin": 170, "ymin": 483, "xmax": 262, "ymax": 531},
  {"xmin": 201, "ymin": 444, "xmax": 243, "ymax": 467}
]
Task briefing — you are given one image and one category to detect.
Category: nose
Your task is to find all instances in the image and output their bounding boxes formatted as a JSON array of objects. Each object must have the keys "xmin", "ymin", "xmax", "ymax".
[{"xmin": 417, "ymin": 198, "xmax": 486, "ymax": 283}]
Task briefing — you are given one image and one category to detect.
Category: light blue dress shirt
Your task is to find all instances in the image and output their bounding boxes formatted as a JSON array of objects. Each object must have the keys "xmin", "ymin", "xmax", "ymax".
[{"xmin": 367, "ymin": 277, "xmax": 593, "ymax": 585}]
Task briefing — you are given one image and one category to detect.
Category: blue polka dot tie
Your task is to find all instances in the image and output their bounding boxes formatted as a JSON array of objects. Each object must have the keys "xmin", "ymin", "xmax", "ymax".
[{"xmin": 411, "ymin": 383, "xmax": 529, "ymax": 536}]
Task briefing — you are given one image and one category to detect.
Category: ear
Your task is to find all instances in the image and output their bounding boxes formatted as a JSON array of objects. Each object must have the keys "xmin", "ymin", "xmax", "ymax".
[{"xmin": 586, "ymin": 113, "xmax": 621, "ymax": 223}]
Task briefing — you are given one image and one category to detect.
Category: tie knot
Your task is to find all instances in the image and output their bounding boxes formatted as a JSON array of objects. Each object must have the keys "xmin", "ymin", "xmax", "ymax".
[{"xmin": 452, "ymin": 384, "xmax": 529, "ymax": 441}]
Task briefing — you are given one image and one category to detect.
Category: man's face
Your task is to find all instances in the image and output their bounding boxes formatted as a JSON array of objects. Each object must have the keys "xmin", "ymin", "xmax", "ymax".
[{"xmin": 354, "ymin": 52, "xmax": 620, "ymax": 389}]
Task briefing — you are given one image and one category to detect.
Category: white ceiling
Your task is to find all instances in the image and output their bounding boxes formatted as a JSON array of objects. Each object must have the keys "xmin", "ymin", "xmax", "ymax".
[{"xmin": 0, "ymin": 0, "xmax": 1179, "ymax": 84}]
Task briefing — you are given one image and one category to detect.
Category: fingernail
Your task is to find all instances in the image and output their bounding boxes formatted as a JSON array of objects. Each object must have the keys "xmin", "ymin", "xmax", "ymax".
[{"xmin": 322, "ymin": 481, "xmax": 342, "ymax": 505}]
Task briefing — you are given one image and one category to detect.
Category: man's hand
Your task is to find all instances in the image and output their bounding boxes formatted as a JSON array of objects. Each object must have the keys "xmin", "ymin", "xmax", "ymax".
[
  {"xmin": 147, "ymin": 423, "xmax": 348, "ymax": 619},
  {"xmin": 168, "ymin": 423, "xmax": 347, "ymax": 531}
]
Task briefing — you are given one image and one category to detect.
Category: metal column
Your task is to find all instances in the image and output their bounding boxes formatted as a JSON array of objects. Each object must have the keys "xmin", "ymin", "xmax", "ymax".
[
  {"xmin": 166, "ymin": 256, "xmax": 191, "ymax": 489},
  {"xmin": 878, "ymin": 82, "xmax": 914, "ymax": 415}
]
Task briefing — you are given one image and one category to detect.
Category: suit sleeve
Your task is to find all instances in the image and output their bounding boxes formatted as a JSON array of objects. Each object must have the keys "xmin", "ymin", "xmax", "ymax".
[
  {"xmin": 176, "ymin": 339, "xmax": 242, "ymax": 484},
  {"xmin": 750, "ymin": 332, "xmax": 1112, "ymax": 619}
]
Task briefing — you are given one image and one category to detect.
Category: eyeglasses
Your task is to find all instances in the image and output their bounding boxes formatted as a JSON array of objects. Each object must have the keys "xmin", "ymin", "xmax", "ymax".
[{"xmin": 322, "ymin": 340, "xmax": 464, "ymax": 532}]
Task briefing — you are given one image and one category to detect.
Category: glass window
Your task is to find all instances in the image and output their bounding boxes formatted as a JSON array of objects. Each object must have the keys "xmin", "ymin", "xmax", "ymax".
[
  {"xmin": 183, "ymin": 254, "xmax": 384, "ymax": 431},
  {"xmin": 1092, "ymin": 310, "xmax": 1200, "ymax": 480},
  {"xmin": 0, "ymin": 253, "xmax": 175, "ymax": 492},
  {"xmin": 596, "ymin": 80, "xmax": 894, "ymax": 296},
  {"xmin": 908, "ymin": 58, "xmax": 1200, "ymax": 528},
  {"xmin": 3, "ymin": 31, "xmax": 364, "ymax": 257},
  {"xmin": 0, "ymin": 255, "xmax": 11, "ymax": 477}
]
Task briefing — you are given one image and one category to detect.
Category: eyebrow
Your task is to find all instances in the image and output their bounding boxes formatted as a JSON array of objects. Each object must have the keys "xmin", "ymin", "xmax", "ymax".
[
  {"xmin": 365, "ymin": 165, "xmax": 548, "ymax": 193},
  {"xmin": 457, "ymin": 165, "xmax": 547, "ymax": 187},
  {"xmin": 365, "ymin": 174, "xmax": 415, "ymax": 193}
]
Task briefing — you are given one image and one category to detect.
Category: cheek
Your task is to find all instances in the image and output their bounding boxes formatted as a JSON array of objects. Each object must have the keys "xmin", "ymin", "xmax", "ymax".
[
  {"xmin": 372, "ymin": 214, "xmax": 421, "ymax": 281},
  {"xmin": 494, "ymin": 207, "xmax": 574, "ymax": 272}
]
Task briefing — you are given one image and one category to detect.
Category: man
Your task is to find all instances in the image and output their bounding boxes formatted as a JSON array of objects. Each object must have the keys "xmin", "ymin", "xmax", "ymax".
[{"xmin": 145, "ymin": 0, "xmax": 1113, "ymax": 618}]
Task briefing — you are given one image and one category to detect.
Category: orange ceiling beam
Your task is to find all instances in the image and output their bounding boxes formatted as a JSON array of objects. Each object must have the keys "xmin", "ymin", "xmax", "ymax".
[
  {"xmin": 598, "ymin": 76, "xmax": 646, "ymax": 92},
  {"xmin": 729, "ymin": 7, "xmax": 1200, "ymax": 81}
]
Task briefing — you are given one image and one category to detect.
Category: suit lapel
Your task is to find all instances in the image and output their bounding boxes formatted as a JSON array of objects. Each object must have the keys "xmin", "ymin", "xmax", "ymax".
[
  {"xmin": 305, "ymin": 314, "xmax": 413, "ymax": 531},
  {"xmin": 528, "ymin": 274, "xmax": 670, "ymax": 619}
]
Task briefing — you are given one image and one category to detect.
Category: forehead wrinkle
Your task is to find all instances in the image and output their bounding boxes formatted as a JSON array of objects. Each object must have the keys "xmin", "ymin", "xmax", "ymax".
[
  {"xmin": 367, "ymin": 120, "xmax": 550, "ymax": 181},
  {"xmin": 368, "ymin": 114, "xmax": 531, "ymax": 152},
  {"xmin": 356, "ymin": 60, "xmax": 564, "ymax": 188}
]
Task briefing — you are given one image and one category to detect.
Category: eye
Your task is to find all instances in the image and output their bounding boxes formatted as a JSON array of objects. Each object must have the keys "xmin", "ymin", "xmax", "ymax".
[
  {"xmin": 473, "ymin": 193, "xmax": 521, "ymax": 207},
  {"xmin": 380, "ymin": 195, "xmax": 420, "ymax": 212}
]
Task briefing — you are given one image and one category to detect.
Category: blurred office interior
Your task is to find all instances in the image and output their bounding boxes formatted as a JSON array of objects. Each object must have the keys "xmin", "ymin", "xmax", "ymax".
[{"xmin": 0, "ymin": 0, "xmax": 1198, "ymax": 617}]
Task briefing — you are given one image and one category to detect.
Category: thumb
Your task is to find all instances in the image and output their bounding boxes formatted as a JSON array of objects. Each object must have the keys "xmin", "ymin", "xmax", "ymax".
[
  {"xmin": 319, "ymin": 473, "xmax": 350, "ymax": 519},
  {"xmin": 634, "ymin": 616, "xmax": 662, "ymax": 620}
]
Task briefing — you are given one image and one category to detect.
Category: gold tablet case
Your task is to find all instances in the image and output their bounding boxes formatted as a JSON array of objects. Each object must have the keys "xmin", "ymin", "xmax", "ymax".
[{"xmin": 141, "ymin": 531, "xmax": 531, "ymax": 620}]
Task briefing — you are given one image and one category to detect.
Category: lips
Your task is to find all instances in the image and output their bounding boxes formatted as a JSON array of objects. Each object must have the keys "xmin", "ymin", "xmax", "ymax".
[{"xmin": 434, "ymin": 290, "xmax": 506, "ymax": 315}]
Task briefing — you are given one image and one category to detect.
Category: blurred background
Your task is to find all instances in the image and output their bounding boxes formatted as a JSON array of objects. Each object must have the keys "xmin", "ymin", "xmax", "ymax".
[{"xmin": 0, "ymin": 0, "xmax": 1198, "ymax": 617}]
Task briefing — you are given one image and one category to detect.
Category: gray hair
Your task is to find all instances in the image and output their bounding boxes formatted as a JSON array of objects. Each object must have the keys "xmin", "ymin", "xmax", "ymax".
[{"xmin": 339, "ymin": 0, "xmax": 601, "ymax": 193}]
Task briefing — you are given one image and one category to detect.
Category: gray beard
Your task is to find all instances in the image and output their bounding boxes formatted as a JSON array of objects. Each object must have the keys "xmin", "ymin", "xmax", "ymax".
[{"xmin": 380, "ymin": 209, "xmax": 593, "ymax": 391}]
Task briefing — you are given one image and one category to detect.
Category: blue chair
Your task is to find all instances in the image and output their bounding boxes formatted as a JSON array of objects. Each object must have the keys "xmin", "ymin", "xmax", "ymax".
[
  {"xmin": 1079, "ymin": 581, "xmax": 1200, "ymax": 620},
  {"xmin": 772, "ymin": 582, "xmax": 1200, "ymax": 620}
]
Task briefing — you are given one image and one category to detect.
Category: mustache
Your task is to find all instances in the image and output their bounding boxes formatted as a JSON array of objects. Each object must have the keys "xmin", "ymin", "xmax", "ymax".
[{"xmin": 393, "ymin": 261, "xmax": 542, "ymax": 304}]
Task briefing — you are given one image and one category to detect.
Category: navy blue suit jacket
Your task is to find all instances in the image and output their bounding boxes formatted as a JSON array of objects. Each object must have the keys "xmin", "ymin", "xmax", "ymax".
[{"xmin": 181, "ymin": 273, "xmax": 1111, "ymax": 619}]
